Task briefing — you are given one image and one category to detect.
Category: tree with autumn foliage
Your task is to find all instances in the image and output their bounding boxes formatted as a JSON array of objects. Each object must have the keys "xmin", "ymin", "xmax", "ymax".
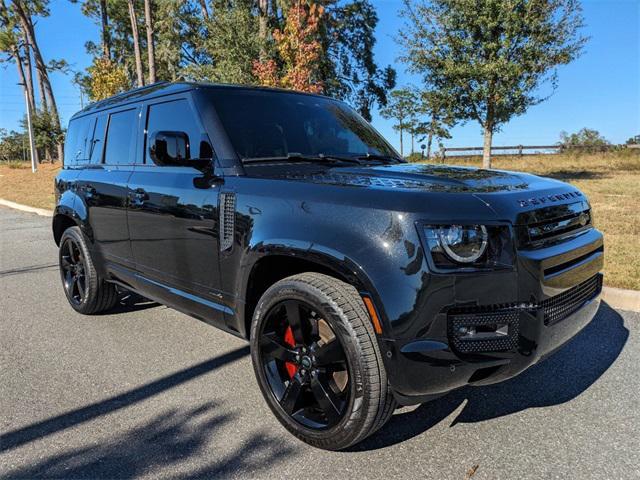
[
  {"xmin": 86, "ymin": 56, "xmax": 130, "ymax": 101},
  {"xmin": 253, "ymin": 1, "xmax": 323, "ymax": 93}
]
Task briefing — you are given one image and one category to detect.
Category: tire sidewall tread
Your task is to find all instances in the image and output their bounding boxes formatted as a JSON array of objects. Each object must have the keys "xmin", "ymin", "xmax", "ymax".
[
  {"xmin": 250, "ymin": 272, "xmax": 395, "ymax": 450},
  {"xmin": 59, "ymin": 226, "xmax": 117, "ymax": 315}
]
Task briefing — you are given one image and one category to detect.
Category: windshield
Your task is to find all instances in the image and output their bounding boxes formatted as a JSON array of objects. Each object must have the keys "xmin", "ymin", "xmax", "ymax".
[{"xmin": 205, "ymin": 88, "xmax": 399, "ymax": 162}]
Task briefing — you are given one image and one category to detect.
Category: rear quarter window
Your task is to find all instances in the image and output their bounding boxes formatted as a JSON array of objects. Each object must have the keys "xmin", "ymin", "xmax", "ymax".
[{"xmin": 64, "ymin": 116, "xmax": 95, "ymax": 164}]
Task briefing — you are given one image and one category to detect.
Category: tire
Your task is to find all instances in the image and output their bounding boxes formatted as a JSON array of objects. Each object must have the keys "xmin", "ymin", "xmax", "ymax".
[
  {"xmin": 58, "ymin": 226, "xmax": 118, "ymax": 314},
  {"xmin": 250, "ymin": 272, "xmax": 396, "ymax": 450}
]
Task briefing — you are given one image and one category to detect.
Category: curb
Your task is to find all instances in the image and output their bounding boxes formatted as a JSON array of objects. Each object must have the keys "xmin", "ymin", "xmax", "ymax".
[
  {"xmin": 0, "ymin": 198, "xmax": 53, "ymax": 217},
  {"xmin": 602, "ymin": 287, "xmax": 640, "ymax": 313},
  {"xmin": 0, "ymin": 196, "xmax": 638, "ymax": 312}
]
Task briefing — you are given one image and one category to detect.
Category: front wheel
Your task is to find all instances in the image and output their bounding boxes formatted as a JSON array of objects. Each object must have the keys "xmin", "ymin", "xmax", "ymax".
[{"xmin": 250, "ymin": 272, "xmax": 395, "ymax": 450}]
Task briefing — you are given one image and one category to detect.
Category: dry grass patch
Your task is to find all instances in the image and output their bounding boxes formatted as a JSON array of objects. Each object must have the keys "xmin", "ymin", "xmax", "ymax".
[{"xmin": 0, "ymin": 162, "xmax": 59, "ymax": 211}]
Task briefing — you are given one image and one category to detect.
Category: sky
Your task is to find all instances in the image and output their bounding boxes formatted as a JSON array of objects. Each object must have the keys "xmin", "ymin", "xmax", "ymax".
[{"xmin": 0, "ymin": 0, "xmax": 638, "ymax": 153}]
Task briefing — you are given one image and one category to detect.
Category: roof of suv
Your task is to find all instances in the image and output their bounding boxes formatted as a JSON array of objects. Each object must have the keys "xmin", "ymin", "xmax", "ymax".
[{"xmin": 71, "ymin": 81, "xmax": 332, "ymax": 120}]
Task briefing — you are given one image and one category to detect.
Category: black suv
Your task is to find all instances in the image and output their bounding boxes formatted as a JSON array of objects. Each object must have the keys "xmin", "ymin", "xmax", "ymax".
[{"xmin": 53, "ymin": 82, "xmax": 604, "ymax": 450}]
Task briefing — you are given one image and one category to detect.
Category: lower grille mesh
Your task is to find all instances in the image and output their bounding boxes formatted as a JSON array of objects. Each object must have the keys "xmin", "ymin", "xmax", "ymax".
[
  {"xmin": 446, "ymin": 274, "xmax": 602, "ymax": 353},
  {"xmin": 542, "ymin": 274, "xmax": 602, "ymax": 326},
  {"xmin": 448, "ymin": 310, "xmax": 520, "ymax": 354}
]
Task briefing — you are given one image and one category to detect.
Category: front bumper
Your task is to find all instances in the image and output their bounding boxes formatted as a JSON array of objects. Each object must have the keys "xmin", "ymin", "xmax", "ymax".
[{"xmin": 384, "ymin": 228, "xmax": 604, "ymax": 405}]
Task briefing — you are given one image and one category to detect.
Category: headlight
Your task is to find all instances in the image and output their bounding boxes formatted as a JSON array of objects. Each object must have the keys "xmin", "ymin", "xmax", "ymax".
[
  {"xmin": 421, "ymin": 224, "xmax": 515, "ymax": 271},
  {"xmin": 437, "ymin": 225, "xmax": 488, "ymax": 263}
]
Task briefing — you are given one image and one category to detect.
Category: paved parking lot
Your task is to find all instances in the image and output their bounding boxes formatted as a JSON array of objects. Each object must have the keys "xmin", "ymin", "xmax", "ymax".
[{"xmin": 1, "ymin": 206, "xmax": 639, "ymax": 479}]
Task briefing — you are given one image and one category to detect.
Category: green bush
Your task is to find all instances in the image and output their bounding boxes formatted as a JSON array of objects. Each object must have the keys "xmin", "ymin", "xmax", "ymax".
[
  {"xmin": 559, "ymin": 128, "xmax": 611, "ymax": 154},
  {"xmin": 0, "ymin": 128, "xmax": 28, "ymax": 163}
]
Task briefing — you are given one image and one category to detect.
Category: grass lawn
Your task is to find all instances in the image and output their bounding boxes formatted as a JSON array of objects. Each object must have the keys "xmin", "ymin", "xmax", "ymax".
[
  {"xmin": 1, "ymin": 152, "xmax": 638, "ymax": 290},
  {"xmin": 0, "ymin": 161, "xmax": 60, "ymax": 210}
]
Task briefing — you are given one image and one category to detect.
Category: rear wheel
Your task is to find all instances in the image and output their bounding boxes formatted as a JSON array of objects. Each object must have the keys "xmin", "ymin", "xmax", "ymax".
[
  {"xmin": 59, "ymin": 226, "xmax": 118, "ymax": 314},
  {"xmin": 250, "ymin": 272, "xmax": 395, "ymax": 450}
]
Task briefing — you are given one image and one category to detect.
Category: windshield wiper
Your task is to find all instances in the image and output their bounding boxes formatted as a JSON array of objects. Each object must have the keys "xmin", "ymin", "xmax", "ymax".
[
  {"xmin": 242, "ymin": 153, "xmax": 363, "ymax": 165},
  {"xmin": 317, "ymin": 154, "xmax": 365, "ymax": 165},
  {"xmin": 242, "ymin": 153, "xmax": 317, "ymax": 164},
  {"xmin": 355, "ymin": 153, "xmax": 404, "ymax": 164}
]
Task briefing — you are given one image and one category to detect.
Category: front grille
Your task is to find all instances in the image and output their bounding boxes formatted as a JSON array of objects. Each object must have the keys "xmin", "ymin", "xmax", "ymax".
[
  {"xmin": 542, "ymin": 274, "xmax": 602, "ymax": 326},
  {"xmin": 517, "ymin": 201, "xmax": 592, "ymax": 247}
]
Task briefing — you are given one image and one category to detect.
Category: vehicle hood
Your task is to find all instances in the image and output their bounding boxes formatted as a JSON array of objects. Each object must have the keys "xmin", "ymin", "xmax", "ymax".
[
  {"xmin": 275, "ymin": 163, "xmax": 587, "ymax": 221},
  {"xmin": 281, "ymin": 163, "xmax": 555, "ymax": 193}
]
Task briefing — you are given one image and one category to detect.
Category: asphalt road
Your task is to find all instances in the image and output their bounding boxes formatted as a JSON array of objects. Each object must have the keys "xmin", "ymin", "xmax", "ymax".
[{"xmin": 1, "ymin": 206, "xmax": 638, "ymax": 480}]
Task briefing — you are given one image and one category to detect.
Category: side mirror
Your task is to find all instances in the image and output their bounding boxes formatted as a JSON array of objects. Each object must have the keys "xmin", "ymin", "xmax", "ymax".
[{"xmin": 149, "ymin": 130, "xmax": 190, "ymax": 166}]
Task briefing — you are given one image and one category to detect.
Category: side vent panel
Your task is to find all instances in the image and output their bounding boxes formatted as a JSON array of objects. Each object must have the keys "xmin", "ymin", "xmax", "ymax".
[{"xmin": 219, "ymin": 192, "xmax": 236, "ymax": 251}]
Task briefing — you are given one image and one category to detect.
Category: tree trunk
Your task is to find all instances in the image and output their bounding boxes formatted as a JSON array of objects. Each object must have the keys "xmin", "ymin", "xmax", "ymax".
[
  {"xmin": 198, "ymin": 0, "xmax": 209, "ymax": 19},
  {"xmin": 399, "ymin": 127, "xmax": 403, "ymax": 157},
  {"xmin": 144, "ymin": 0, "xmax": 156, "ymax": 83},
  {"xmin": 20, "ymin": 34, "xmax": 36, "ymax": 114},
  {"xmin": 23, "ymin": 32, "xmax": 51, "ymax": 162},
  {"xmin": 127, "ymin": 0, "xmax": 145, "ymax": 87},
  {"xmin": 410, "ymin": 132, "xmax": 414, "ymax": 155},
  {"xmin": 100, "ymin": 0, "xmax": 111, "ymax": 59},
  {"xmin": 36, "ymin": 67, "xmax": 48, "ymax": 111},
  {"xmin": 10, "ymin": 44, "xmax": 35, "ymax": 113},
  {"xmin": 35, "ymin": 67, "xmax": 53, "ymax": 162},
  {"xmin": 12, "ymin": 0, "xmax": 63, "ymax": 162},
  {"xmin": 10, "ymin": 42, "xmax": 39, "ymax": 165},
  {"xmin": 482, "ymin": 124, "xmax": 493, "ymax": 169},
  {"xmin": 258, "ymin": 0, "xmax": 268, "ymax": 59},
  {"xmin": 426, "ymin": 132, "xmax": 433, "ymax": 160}
]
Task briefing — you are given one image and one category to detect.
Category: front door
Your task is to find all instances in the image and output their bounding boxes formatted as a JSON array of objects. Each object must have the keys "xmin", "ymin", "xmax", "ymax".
[{"xmin": 126, "ymin": 95, "xmax": 225, "ymax": 326}]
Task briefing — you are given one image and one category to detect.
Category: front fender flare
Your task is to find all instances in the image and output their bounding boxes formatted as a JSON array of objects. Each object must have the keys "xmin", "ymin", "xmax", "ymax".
[{"xmin": 235, "ymin": 239, "xmax": 385, "ymax": 337}]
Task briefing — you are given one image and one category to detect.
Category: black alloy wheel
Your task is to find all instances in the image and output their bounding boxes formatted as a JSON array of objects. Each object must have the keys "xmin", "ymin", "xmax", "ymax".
[
  {"xmin": 259, "ymin": 299, "xmax": 350, "ymax": 429},
  {"xmin": 58, "ymin": 226, "xmax": 118, "ymax": 314},
  {"xmin": 60, "ymin": 236, "xmax": 88, "ymax": 306},
  {"xmin": 250, "ymin": 273, "xmax": 396, "ymax": 450}
]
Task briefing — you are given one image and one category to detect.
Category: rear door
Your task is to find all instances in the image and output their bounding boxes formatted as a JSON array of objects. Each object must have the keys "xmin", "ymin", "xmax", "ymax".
[
  {"xmin": 77, "ymin": 107, "xmax": 140, "ymax": 274},
  {"xmin": 126, "ymin": 94, "xmax": 225, "ymax": 326}
]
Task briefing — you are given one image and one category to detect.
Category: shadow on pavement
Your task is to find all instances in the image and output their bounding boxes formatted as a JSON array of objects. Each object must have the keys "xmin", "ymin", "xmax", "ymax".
[
  {"xmin": 0, "ymin": 346, "xmax": 250, "ymax": 454},
  {"xmin": 2, "ymin": 402, "xmax": 295, "ymax": 479},
  {"xmin": 0, "ymin": 263, "xmax": 58, "ymax": 278},
  {"xmin": 356, "ymin": 302, "xmax": 629, "ymax": 450}
]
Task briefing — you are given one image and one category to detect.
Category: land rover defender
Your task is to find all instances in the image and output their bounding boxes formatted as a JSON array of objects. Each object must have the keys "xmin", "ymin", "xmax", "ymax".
[{"xmin": 53, "ymin": 82, "xmax": 604, "ymax": 449}]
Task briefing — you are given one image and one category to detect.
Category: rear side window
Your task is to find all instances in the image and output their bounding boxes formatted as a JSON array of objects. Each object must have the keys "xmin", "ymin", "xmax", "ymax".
[
  {"xmin": 145, "ymin": 99, "xmax": 206, "ymax": 164},
  {"xmin": 104, "ymin": 108, "xmax": 138, "ymax": 165},
  {"xmin": 64, "ymin": 116, "xmax": 95, "ymax": 164}
]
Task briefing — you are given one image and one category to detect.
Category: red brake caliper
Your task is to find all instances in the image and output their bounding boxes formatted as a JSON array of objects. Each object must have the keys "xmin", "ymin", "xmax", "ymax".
[{"xmin": 283, "ymin": 326, "xmax": 298, "ymax": 378}]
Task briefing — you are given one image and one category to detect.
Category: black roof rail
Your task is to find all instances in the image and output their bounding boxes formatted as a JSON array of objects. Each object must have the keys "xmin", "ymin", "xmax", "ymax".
[
  {"xmin": 71, "ymin": 80, "xmax": 335, "ymax": 119},
  {"xmin": 79, "ymin": 80, "xmax": 172, "ymax": 113},
  {"xmin": 95, "ymin": 80, "xmax": 170, "ymax": 102}
]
